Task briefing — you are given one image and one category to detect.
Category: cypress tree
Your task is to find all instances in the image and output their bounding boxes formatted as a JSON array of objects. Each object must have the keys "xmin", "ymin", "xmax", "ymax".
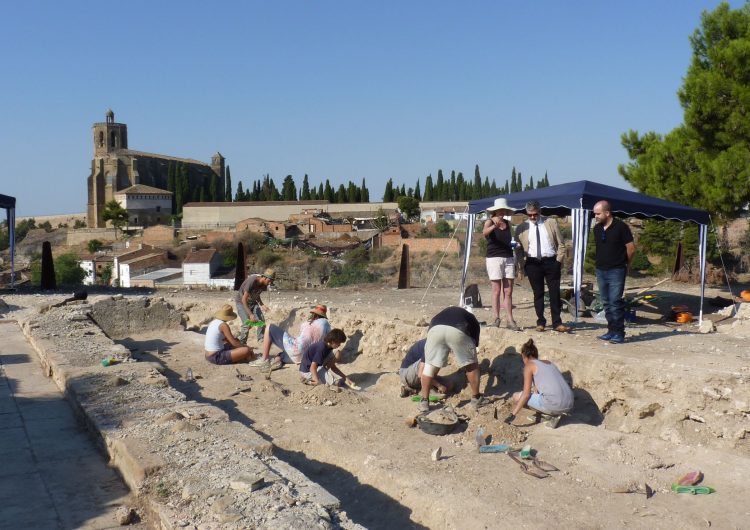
[
  {"xmin": 456, "ymin": 172, "xmax": 465, "ymax": 200},
  {"xmin": 317, "ymin": 182, "xmax": 324, "ymax": 201},
  {"xmin": 450, "ymin": 171, "xmax": 457, "ymax": 200},
  {"xmin": 472, "ymin": 165, "xmax": 482, "ymax": 199},
  {"xmin": 167, "ymin": 162, "xmax": 176, "ymax": 212},
  {"xmin": 324, "ymin": 180, "xmax": 334, "ymax": 202},
  {"xmin": 361, "ymin": 178, "xmax": 369, "ymax": 202},
  {"xmin": 235, "ymin": 181, "xmax": 244, "ymax": 202},
  {"xmin": 301, "ymin": 174, "xmax": 311, "ymax": 200},
  {"xmin": 347, "ymin": 181, "xmax": 357, "ymax": 203},
  {"xmin": 383, "ymin": 178, "xmax": 393, "ymax": 202},
  {"xmin": 225, "ymin": 166, "xmax": 232, "ymax": 202},
  {"xmin": 336, "ymin": 184, "xmax": 347, "ymax": 203},
  {"xmin": 414, "ymin": 179, "xmax": 421, "ymax": 201},
  {"xmin": 436, "ymin": 170, "xmax": 444, "ymax": 200},
  {"xmin": 209, "ymin": 174, "xmax": 218, "ymax": 202},
  {"xmin": 399, "ymin": 184, "xmax": 406, "ymax": 198},
  {"xmin": 424, "ymin": 174, "xmax": 433, "ymax": 201}
]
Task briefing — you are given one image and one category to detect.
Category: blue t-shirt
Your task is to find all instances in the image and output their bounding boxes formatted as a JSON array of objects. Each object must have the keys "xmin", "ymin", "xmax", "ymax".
[
  {"xmin": 400, "ymin": 339, "xmax": 426, "ymax": 369},
  {"xmin": 300, "ymin": 340, "xmax": 333, "ymax": 373}
]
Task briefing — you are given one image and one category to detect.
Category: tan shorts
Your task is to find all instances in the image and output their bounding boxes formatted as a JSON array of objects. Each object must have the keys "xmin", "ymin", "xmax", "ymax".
[
  {"xmin": 486, "ymin": 256, "xmax": 516, "ymax": 280},
  {"xmin": 424, "ymin": 325, "xmax": 478, "ymax": 369}
]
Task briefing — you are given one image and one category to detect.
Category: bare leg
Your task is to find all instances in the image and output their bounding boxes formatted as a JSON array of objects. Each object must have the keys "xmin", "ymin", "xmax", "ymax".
[
  {"xmin": 420, "ymin": 371, "xmax": 437, "ymax": 401},
  {"xmin": 491, "ymin": 280, "xmax": 502, "ymax": 321},
  {"xmin": 229, "ymin": 346, "xmax": 254, "ymax": 363},
  {"xmin": 261, "ymin": 325, "xmax": 273, "ymax": 361},
  {"xmin": 464, "ymin": 362, "xmax": 481, "ymax": 396},
  {"xmin": 502, "ymin": 278, "xmax": 515, "ymax": 322}
]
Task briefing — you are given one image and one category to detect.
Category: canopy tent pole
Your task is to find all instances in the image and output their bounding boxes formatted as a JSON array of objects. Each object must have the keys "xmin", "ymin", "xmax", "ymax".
[
  {"xmin": 698, "ymin": 223, "xmax": 708, "ymax": 326},
  {"xmin": 459, "ymin": 212, "xmax": 475, "ymax": 306},
  {"xmin": 571, "ymin": 207, "xmax": 591, "ymax": 323}
]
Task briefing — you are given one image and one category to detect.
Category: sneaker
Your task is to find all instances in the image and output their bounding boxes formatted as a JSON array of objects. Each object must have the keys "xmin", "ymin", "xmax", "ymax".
[
  {"xmin": 608, "ymin": 334, "xmax": 625, "ymax": 344},
  {"xmin": 488, "ymin": 318, "xmax": 501, "ymax": 328},
  {"xmin": 249, "ymin": 357, "xmax": 270, "ymax": 368},
  {"xmin": 470, "ymin": 395, "xmax": 489, "ymax": 411},
  {"xmin": 400, "ymin": 385, "xmax": 414, "ymax": 398},
  {"xmin": 535, "ymin": 325, "xmax": 545, "ymax": 332},
  {"xmin": 597, "ymin": 332, "xmax": 614, "ymax": 341},
  {"xmin": 417, "ymin": 398, "xmax": 430, "ymax": 413},
  {"xmin": 527, "ymin": 412, "xmax": 542, "ymax": 424},
  {"xmin": 554, "ymin": 324, "xmax": 571, "ymax": 333}
]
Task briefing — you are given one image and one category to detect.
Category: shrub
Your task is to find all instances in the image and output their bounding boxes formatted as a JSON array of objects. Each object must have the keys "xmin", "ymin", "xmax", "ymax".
[
  {"xmin": 370, "ymin": 246, "xmax": 394, "ymax": 263},
  {"xmin": 328, "ymin": 264, "xmax": 377, "ymax": 287},
  {"xmin": 630, "ymin": 250, "xmax": 651, "ymax": 271},
  {"xmin": 73, "ymin": 219, "xmax": 86, "ymax": 229},
  {"xmin": 477, "ymin": 237, "xmax": 488, "ymax": 257},
  {"xmin": 342, "ymin": 246, "xmax": 369, "ymax": 266},
  {"xmin": 435, "ymin": 220, "xmax": 451, "ymax": 235},
  {"xmin": 255, "ymin": 248, "xmax": 281, "ymax": 268},
  {"xmin": 87, "ymin": 239, "xmax": 103, "ymax": 253}
]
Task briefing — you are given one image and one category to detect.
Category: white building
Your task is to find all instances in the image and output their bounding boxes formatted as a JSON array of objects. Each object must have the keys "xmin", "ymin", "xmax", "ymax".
[
  {"xmin": 114, "ymin": 184, "xmax": 172, "ymax": 228},
  {"xmin": 182, "ymin": 248, "xmax": 222, "ymax": 285},
  {"xmin": 79, "ymin": 258, "xmax": 96, "ymax": 285}
]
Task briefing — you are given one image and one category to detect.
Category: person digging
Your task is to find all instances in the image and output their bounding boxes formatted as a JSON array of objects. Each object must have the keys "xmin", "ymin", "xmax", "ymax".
[
  {"xmin": 418, "ymin": 306, "xmax": 487, "ymax": 413},
  {"xmin": 399, "ymin": 338, "xmax": 453, "ymax": 397}
]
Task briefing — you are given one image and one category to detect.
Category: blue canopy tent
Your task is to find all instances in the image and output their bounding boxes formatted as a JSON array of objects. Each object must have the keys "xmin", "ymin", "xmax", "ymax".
[
  {"xmin": 463, "ymin": 180, "xmax": 711, "ymax": 324},
  {"xmin": 0, "ymin": 193, "xmax": 16, "ymax": 288}
]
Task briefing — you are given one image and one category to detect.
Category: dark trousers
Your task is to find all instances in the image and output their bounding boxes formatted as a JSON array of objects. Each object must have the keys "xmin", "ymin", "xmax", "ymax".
[{"xmin": 524, "ymin": 257, "xmax": 563, "ymax": 327}]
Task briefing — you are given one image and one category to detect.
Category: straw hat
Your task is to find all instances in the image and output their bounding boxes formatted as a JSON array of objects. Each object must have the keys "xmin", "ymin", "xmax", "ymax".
[
  {"xmin": 214, "ymin": 304, "xmax": 237, "ymax": 321},
  {"xmin": 261, "ymin": 268, "xmax": 276, "ymax": 282},
  {"xmin": 310, "ymin": 304, "xmax": 328, "ymax": 318},
  {"xmin": 486, "ymin": 197, "xmax": 512, "ymax": 213}
]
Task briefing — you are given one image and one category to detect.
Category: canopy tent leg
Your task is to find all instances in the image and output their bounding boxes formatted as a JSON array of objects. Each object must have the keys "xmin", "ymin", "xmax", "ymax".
[
  {"xmin": 698, "ymin": 223, "xmax": 707, "ymax": 326},
  {"xmin": 571, "ymin": 208, "xmax": 591, "ymax": 323},
  {"xmin": 459, "ymin": 213, "xmax": 475, "ymax": 306}
]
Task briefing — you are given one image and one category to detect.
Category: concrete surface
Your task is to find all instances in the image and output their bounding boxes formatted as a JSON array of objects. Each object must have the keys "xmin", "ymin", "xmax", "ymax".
[{"xmin": 0, "ymin": 321, "xmax": 141, "ymax": 530}]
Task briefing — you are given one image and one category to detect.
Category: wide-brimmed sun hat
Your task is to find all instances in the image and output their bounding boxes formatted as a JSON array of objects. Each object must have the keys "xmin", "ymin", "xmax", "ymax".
[
  {"xmin": 310, "ymin": 304, "xmax": 328, "ymax": 318},
  {"xmin": 486, "ymin": 197, "xmax": 512, "ymax": 213},
  {"xmin": 214, "ymin": 304, "xmax": 237, "ymax": 321},
  {"xmin": 261, "ymin": 268, "xmax": 276, "ymax": 282}
]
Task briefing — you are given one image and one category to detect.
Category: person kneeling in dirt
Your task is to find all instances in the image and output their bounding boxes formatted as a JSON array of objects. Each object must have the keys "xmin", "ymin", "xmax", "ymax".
[
  {"xmin": 418, "ymin": 306, "xmax": 487, "ymax": 413},
  {"xmin": 399, "ymin": 339, "xmax": 452, "ymax": 397},
  {"xmin": 251, "ymin": 304, "xmax": 332, "ymax": 370},
  {"xmin": 505, "ymin": 338, "xmax": 573, "ymax": 428},
  {"xmin": 204, "ymin": 305, "xmax": 255, "ymax": 365},
  {"xmin": 299, "ymin": 329, "xmax": 350, "ymax": 386}
]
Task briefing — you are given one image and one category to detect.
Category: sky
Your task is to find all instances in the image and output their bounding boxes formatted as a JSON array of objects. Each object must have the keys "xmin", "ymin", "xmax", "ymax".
[{"xmin": 0, "ymin": 0, "xmax": 743, "ymax": 217}]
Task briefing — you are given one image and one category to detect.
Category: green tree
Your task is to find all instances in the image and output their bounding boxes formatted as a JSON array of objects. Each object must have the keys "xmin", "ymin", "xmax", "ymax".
[
  {"xmin": 87, "ymin": 239, "xmax": 103, "ymax": 253},
  {"xmin": 102, "ymin": 200, "xmax": 128, "ymax": 236},
  {"xmin": 54, "ymin": 254, "xmax": 86, "ymax": 286},
  {"xmin": 167, "ymin": 162, "xmax": 176, "ymax": 211},
  {"xmin": 317, "ymin": 183, "xmax": 325, "ymax": 201},
  {"xmin": 383, "ymin": 178, "xmax": 394, "ymax": 202},
  {"xmin": 510, "ymin": 167, "xmax": 518, "ymax": 192},
  {"xmin": 472, "ymin": 165, "xmax": 482, "ymax": 199},
  {"xmin": 361, "ymin": 178, "xmax": 370, "ymax": 202},
  {"xmin": 413, "ymin": 179, "xmax": 421, "ymax": 201},
  {"xmin": 423, "ymin": 174, "xmax": 434, "ymax": 201},
  {"xmin": 397, "ymin": 196, "xmax": 420, "ymax": 221},
  {"xmin": 225, "ymin": 166, "xmax": 232, "ymax": 202},
  {"xmin": 619, "ymin": 2, "xmax": 750, "ymax": 219},
  {"xmin": 436, "ymin": 170, "xmax": 445, "ymax": 200},
  {"xmin": 282, "ymin": 175, "xmax": 297, "ymax": 200},
  {"xmin": 336, "ymin": 184, "xmax": 347, "ymax": 203},
  {"xmin": 301, "ymin": 174, "xmax": 311, "ymax": 200},
  {"xmin": 324, "ymin": 180, "xmax": 334, "ymax": 202},
  {"xmin": 235, "ymin": 181, "xmax": 244, "ymax": 202},
  {"xmin": 209, "ymin": 173, "xmax": 218, "ymax": 202}
]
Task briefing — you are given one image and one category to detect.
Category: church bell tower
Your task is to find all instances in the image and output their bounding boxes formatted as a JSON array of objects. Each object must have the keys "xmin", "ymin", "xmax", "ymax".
[{"xmin": 93, "ymin": 109, "xmax": 128, "ymax": 156}]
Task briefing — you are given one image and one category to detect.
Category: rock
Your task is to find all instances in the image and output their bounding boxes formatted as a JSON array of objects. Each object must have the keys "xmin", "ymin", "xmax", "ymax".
[
  {"xmin": 229, "ymin": 473, "xmax": 265, "ymax": 492},
  {"xmin": 156, "ymin": 412, "xmax": 184, "ymax": 425},
  {"xmin": 699, "ymin": 320, "xmax": 716, "ymax": 334},
  {"xmin": 116, "ymin": 506, "xmax": 136, "ymax": 525},
  {"xmin": 637, "ymin": 403, "xmax": 662, "ymax": 419},
  {"xmin": 171, "ymin": 421, "xmax": 199, "ymax": 433},
  {"xmin": 415, "ymin": 317, "xmax": 429, "ymax": 327},
  {"xmin": 702, "ymin": 387, "xmax": 722, "ymax": 400},
  {"xmin": 107, "ymin": 376, "xmax": 129, "ymax": 387},
  {"xmin": 431, "ymin": 447, "xmax": 442, "ymax": 461},
  {"xmin": 112, "ymin": 294, "xmax": 124, "ymax": 300}
]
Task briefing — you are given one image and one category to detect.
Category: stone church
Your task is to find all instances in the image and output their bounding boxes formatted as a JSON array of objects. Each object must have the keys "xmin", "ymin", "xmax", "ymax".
[{"xmin": 87, "ymin": 110, "xmax": 226, "ymax": 228}]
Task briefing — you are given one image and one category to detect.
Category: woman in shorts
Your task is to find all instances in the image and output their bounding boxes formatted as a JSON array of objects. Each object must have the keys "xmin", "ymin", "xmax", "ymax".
[
  {"xmin": 482, "ymin": 197, "xmax": 519, "ymax": 330},
  {"xmin": 204, "ymin": 305, "xmax": 255, "ymax": 365}
]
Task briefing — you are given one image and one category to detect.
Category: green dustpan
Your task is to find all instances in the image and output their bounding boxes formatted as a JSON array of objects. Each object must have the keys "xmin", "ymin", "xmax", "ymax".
[
  {"xmin": 671, "ymin": 484, "xmax": 715, "ymax": 495},
  {"xmin": 411, "ymin": 394, "xmax": 445, "ymax": 402}
]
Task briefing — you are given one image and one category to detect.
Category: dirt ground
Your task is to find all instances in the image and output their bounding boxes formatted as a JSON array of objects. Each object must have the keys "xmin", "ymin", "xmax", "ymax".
[{"xmin": 98, "ymin": 276, "xmax": 750, "ymax": 530}]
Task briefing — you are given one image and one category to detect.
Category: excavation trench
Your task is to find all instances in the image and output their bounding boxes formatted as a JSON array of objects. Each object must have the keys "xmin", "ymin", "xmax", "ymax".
[{"xmin": 94, "ymin": 294, "xmax": 750, "ymax": 529}]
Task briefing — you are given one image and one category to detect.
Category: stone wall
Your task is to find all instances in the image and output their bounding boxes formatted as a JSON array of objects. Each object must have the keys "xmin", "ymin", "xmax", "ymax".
[
  {"xmin": 66, "ymin": 228, "xmax": 119, "ymax": 246},
  {"xmin": 89, "ymin": 296, "xmax": 183, "ymax": 339}
]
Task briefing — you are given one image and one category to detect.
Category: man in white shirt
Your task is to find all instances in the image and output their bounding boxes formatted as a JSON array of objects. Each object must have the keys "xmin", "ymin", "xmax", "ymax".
[{"xmin": 515, "ymin": 201, "xmax": 570, "ymax": 333}]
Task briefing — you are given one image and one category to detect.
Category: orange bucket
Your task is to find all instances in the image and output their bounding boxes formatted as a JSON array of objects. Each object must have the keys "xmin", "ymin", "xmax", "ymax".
[
  {"xmin": 676, "ymin": 311, "xmax": 693, "ymax": 323},
  {"xmin": 740, "ymin": 290, "xmax": 750, "ymax": 302}
]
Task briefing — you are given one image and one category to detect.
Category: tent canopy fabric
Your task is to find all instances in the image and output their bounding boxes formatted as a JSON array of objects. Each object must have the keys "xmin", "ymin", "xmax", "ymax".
[
  {"xmin": 0, "ymin": 194, "xmax": 15, "ymax": 209},
  {"xmin": 468, "ymin": 180, "xmax": 710, "ymax": 224}
]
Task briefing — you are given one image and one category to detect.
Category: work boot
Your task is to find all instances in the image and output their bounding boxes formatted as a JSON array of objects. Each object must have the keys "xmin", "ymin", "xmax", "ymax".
[
  {"xmin": 249, "ymin": 357, "xmax": 270, "ymax": 368},
  {"xmin": 554, "ymin": 324, "xmax": 571, "ymax": 333}
]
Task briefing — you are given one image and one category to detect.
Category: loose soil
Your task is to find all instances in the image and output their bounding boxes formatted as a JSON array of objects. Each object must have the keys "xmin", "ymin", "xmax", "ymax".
[{"xmin": 106, "ymin": 279, "xmax": 750, "ymax": 530}]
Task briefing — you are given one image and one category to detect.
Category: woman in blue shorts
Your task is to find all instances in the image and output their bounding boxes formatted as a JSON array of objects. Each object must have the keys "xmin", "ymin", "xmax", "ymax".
[{"xmin": 204, "ymin": 305, "xmax": 255, "ymax": 365}]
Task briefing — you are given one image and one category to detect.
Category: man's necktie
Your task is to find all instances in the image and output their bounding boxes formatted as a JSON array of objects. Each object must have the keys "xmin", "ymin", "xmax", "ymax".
[{"xmin": 535, "ymin": 221, "xmax": 542, "ymax": 259}]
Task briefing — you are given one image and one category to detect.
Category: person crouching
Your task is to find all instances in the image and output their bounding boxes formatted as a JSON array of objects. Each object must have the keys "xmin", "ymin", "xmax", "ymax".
[
  {"xmin": 299, "ymin": 329, "xmax": 348, "ymax": 386},
  {"xmin": 204, "ymin": 305, "xmax": 255, "ymax": 365}
]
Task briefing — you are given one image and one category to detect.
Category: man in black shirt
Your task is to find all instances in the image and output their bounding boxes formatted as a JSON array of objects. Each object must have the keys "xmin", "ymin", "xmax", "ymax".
[
  {"xmin": 418, "ymin": 307, "xmax": 487, "ymax": 412},
  {"xmin": 592, "ymin": 201, "xmax": 635, "ymax": 344}
]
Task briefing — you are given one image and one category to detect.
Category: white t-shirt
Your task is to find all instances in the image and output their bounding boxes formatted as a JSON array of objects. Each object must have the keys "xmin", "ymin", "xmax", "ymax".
[{"xmin": 205, "ymin": 319, "xmax": 226, "ymax": 352}]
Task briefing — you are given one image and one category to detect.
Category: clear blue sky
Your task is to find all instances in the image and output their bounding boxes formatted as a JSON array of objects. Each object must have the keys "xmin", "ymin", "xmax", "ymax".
[{"xmin": 0, "ymin": 0, "xmax": 741, "ymax": 216}]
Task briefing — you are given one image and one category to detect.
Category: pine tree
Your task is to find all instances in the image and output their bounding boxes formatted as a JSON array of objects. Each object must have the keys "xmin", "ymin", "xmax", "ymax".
[
  {"xmin": 318, "ymin": 183, "xmax": 324, "ymax": 201},
  {"xmin": 235, "ymin": 181, "xmax": 244, "ymax": 202},
  {"xmin": 472, "ymin": 165, "xmax": 482, "ymax": 199},
  {"xmin": 383, "ymin": 178, "xmax": 393, "ymax": 202},
  {"xmin": 301, "ymin": 174, "xmax": 311, "ymax": 200},
  {"xmin": 282, "ymin": 175, "xmax": 297, "ymax": 201},
  {"xmin": 225, "ymin": 166, "xmax": 232, "ymax": 202},
  {"xmin": 414, "ymin": 179, "xmax": 421, "ymax": 201}
]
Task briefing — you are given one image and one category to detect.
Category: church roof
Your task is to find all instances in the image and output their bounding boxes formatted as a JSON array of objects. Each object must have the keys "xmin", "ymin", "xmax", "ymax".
[
  {"xmin": 118, "ymin": 149, "xmax": 211, "ymax": 167},
  {"xmin": 116, "ymin": 184, "xmax": 173, "ymax": 196}
]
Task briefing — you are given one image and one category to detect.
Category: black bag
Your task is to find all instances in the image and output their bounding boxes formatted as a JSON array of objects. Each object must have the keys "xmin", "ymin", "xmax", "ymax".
[{"xmin": 463, "ymin": 283, "xmax": 482, "ymax": 308}]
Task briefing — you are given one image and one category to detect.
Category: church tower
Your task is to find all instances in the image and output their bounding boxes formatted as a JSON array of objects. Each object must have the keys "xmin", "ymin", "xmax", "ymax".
[{"xmin": 93, "ymin": 109, "xmax": 128, "ymax": 156}]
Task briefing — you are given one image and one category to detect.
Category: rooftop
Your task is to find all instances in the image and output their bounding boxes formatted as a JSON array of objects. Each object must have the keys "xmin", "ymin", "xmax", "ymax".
[
  {"xmin": 182, "ymin": 248, "xmax": 217, "ymax": 264},
  {"xmin": 115, "ymin": 184, "xmax": 173, "ymax": 196}
]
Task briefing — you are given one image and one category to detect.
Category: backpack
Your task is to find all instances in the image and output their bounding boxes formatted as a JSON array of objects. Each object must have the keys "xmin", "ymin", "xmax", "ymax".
[{"xmin": 463, "ymin": 283, "xmax": 483, "ymax": 308}]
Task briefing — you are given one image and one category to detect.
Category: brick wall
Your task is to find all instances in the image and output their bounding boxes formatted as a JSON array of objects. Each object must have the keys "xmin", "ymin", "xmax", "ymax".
[{"xmin": 400, "ymin": 238, "xmax": 460, "ymax": 254}]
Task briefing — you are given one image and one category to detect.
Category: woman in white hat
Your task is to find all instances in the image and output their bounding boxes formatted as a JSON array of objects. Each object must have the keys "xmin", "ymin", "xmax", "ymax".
[
  {"xmin": 204, "ymin": 304, "xmax": 255, "ymax": 365},
  {"xmin": 482, "ymin": 198, "xmax": 520, "ymax": 330}
]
